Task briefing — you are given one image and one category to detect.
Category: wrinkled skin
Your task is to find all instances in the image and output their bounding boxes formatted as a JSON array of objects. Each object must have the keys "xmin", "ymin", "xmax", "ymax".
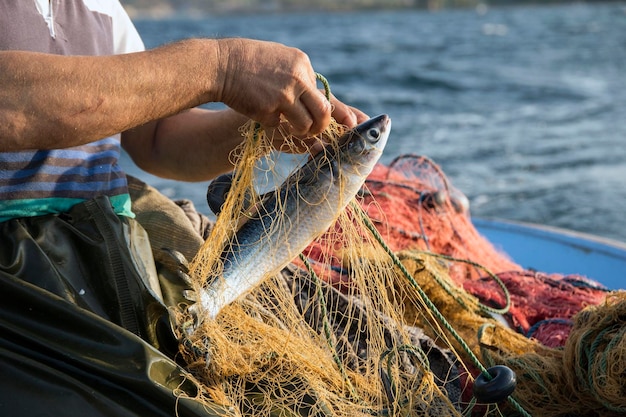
[{"xmin": 0, "ymin": 38, "xmax": 368, "ymax": 181}]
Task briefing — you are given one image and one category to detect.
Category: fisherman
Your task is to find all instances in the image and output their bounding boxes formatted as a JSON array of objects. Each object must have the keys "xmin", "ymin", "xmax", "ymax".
[{"xmin": 0, "ymin": 1, "xmax": 367, "ymax": 415}]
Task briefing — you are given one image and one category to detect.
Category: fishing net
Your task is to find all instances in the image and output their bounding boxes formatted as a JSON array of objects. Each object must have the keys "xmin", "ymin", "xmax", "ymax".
[{"xmin": 168, "ymin": 114, "xmax": 622, "ymax": 417}]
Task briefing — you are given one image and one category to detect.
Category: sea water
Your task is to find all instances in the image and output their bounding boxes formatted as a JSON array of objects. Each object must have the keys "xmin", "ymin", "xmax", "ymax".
[{"xmin": 121, "ymin": 2, "xmax": 626, "ymax": 243}]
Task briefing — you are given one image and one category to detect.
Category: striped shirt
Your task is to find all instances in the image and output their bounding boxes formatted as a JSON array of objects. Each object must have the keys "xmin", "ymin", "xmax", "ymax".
[{"xmin": 0, "ymin": 0, "xmax": 145, "ymax": 221}]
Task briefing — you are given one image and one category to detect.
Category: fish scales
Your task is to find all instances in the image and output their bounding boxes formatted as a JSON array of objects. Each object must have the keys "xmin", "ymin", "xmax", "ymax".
[{"xmin": 198, "ymin": 114, "xmax": 391, "ymax": 320}]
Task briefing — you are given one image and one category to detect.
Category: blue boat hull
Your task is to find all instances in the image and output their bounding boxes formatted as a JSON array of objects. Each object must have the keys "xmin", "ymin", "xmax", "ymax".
[{"xmin": 474, "ymin": 218, "xmax": 626, "ymax": 290}]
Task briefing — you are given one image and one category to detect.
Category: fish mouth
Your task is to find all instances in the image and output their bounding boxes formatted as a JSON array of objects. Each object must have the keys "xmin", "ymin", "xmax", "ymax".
[{"xmin": 368, "ymin": 114, "xmax": 390, "ymax": 130}]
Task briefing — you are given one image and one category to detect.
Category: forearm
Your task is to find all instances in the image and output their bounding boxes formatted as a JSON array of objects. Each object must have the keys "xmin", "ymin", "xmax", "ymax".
[
  {"xmin": 0, "ymin": 39, "xmax": 221, "ymax": 151},
  {"xmin": 1, "ymin": 36, "xmax": 366, "ymax": 179},
  {"xmin": 122, "ymin": 108, "xmax": 248, "ymax": 182}
]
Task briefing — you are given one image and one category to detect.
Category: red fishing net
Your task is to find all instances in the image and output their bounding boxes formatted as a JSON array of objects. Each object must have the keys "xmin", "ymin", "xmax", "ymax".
[{"xmin": 304, "ymin": 154, "xmax": 610, "ymax": 348}]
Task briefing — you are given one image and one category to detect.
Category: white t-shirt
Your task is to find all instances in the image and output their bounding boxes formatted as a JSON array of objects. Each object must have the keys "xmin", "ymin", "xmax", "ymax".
[{"xmin": 32, "ymin": 0, "xmax": 145, "ymax": 53}]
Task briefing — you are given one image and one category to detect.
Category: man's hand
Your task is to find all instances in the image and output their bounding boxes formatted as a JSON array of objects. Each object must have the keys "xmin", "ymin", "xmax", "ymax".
[
  {"xmin": 215, "ymin": 39, "xmax": 366, "ymax": 138},
  {"xmin": 264, "ymin": 91, "xmax": 370, "ymax": 155}
]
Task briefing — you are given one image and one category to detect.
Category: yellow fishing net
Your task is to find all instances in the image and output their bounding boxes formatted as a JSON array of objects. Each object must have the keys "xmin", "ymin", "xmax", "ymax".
[
  {"xmin": 173, "ymin": 117, "xmax": 463, "ymax": 417},
  {"xmin": 167, "ymin": 85, "xmax": 623, "ymax": 417}
]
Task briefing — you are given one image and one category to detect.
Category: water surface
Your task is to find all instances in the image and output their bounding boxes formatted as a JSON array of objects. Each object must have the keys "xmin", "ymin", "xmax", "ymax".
[{"xmin": 122, "ymin": 2, "xmax": 626, "ymax": 243}]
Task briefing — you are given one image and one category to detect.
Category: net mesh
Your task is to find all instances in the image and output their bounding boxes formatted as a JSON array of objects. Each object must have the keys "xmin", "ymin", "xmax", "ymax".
[{"xmin": 172, "ymin": 121, "xmax": 621, "ymax": 417}]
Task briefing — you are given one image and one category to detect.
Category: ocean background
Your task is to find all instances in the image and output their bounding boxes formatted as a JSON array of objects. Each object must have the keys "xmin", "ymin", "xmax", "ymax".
[{"xmin": 121, "ymin": 2, "xmax": 626, "ymax": 244}]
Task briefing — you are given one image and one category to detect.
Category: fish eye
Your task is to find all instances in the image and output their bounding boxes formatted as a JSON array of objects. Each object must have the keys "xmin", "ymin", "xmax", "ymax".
[{"xmin": 367, "ymin": 128, "xmax": 381, "ymax": 142}]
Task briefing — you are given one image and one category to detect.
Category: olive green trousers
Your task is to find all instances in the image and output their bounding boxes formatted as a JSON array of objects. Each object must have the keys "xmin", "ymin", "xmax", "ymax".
[{"xmin": 0, "ymin": 177, "xmax": 226, "ymax": 417}]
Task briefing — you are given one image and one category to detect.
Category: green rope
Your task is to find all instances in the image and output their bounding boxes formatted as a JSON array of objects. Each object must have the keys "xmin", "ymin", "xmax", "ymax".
[
  {"xmin": 299, "ymin": 254, "xmax": 416, "ymax": 417},
  {"xmin": 295, "ymin": 77, "xmax": 361, "ymax": 400},
  {"xmin": 298, "ymin": 253, "xmax": 362, "ymax": 402},
  {"xmin": 350, "ymin": 201, "xmax": 532, "ymax": 417},
  {"xmin": 303, "ymin": 74, "xmax": 530, "ymax": 416},
  {"xmin": 316, "ymin": 72, "xmax": 332, "ymax": 101},
  {"xmin": 402, "ymin": 250, "xmax": 511, "ymax": 316},
  {"xmin": 379, "ymin": 344, "xmax": 431, "ymax": 402},
  {"xmin": 582, "ymin": 323, "xmax": 626, "ymax": 413}
]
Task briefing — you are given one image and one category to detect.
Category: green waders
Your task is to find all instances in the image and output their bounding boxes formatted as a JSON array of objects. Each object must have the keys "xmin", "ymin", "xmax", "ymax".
[{"xmin": 0, "ymin": 178, "xmax": 228, "ymax": 417}]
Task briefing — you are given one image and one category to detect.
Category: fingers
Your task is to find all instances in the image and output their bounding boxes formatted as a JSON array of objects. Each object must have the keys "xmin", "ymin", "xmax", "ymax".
[
  {"xmin": 259, "ymin": 93, "xmax": 329, "ymax": 138},
  {"xmin": 294, "ymin": 88, "xmax": 331, "ymax": 136},
  {"xmin": 328, "ymin": 93, "xmax": 369, "ymax": 128},
  {"xmin": 216, "ymin": 39, "xmax": 368, "ymax": 143},
  {"xmin": 282, "ymin": 90, "xmax": 367, "ymax": 136},
  {"xmin": 270, "ymin": 90, "xmax": 369, "ymax": 154},
  {"xmin": 277, "ymin": 91, "xmax": 322, "ymax": 137}
]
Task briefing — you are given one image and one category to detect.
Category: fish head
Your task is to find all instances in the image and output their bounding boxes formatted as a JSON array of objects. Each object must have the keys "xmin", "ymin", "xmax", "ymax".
[{"xmin": 338, "ymin": 114, "xmax": 391, "ymax": 172}]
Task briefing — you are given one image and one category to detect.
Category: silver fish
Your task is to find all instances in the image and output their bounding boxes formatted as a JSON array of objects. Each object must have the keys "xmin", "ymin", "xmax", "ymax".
[{"xmin": 198, "ymin": 114, "xmax": 391, "ymax": 321}]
